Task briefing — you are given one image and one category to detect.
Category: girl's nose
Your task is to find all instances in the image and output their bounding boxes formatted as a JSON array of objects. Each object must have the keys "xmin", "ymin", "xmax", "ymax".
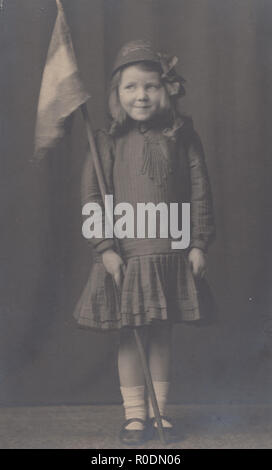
[{"xmin": 136, "ymin": 87, "xmax": 148, "ymax": 100}]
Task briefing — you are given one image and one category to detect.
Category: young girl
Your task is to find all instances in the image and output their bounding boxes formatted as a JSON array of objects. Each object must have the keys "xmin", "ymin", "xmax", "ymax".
[{"xmin": 74, "ymin": 40, "xmax": 215, "ymax": 445}]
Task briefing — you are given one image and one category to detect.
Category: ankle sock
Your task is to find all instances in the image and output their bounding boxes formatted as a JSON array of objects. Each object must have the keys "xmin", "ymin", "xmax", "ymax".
[
  {"xmin": 148, "ymin": 381, "xmax": 172, "ymax": 428},
  {"xmin": 120, "ymin": 385, "xmax": 146, "ymax": 430}
]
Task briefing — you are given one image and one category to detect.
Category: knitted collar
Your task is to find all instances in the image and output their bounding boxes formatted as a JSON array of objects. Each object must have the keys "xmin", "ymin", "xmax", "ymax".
[{"xmin": 131, "ymin": 115, "xmax": 186, "ymax": 138}]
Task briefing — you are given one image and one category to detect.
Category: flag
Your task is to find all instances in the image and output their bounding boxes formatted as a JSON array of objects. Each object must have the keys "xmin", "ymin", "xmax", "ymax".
[{"xmin": 33, "ymin": 0, "xmax": 90, "ymax": 160}]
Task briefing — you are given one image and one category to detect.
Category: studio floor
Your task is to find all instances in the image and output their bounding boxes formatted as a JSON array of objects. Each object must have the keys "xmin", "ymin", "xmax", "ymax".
[{"xmin": 0, "ymin": 404, "xmax": 271, "ymax": 449}]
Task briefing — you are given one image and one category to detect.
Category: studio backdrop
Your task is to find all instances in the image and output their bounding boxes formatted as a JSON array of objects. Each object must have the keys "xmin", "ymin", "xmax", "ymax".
[{"xmin": 1, "ymin": 0, "xmax": 271, "ymax": 405}]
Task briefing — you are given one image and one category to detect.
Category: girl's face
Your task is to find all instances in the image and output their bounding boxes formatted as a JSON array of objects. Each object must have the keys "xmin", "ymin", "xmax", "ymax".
[{"xmin": 118, "ymin": 64, "xmax": 166, "ymax": 122}]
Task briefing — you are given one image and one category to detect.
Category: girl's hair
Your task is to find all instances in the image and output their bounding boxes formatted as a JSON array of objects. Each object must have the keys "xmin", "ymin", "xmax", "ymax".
[{"xmin": 108, "ymin": 61, "xmax": 180, "ymax": 136}]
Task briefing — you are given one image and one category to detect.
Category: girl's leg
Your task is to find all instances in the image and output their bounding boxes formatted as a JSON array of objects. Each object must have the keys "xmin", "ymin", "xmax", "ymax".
[
  {"xmin": 118, "ymin": 326, "xmax": 148, "ymax": 430},
  {"xmin": 147, "ymin": 321, "xmax": 173, "ymax": 427}
]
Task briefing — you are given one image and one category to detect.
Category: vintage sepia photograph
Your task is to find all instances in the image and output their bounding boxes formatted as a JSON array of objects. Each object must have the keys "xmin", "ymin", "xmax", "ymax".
[{"xmin": 1, "ymin": 0, "xmax": 271, "ymax": 451}]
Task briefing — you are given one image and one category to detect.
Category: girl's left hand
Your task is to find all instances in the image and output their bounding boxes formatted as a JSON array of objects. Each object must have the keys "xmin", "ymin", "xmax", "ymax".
[{"xmin": 188, "ymin": 248, "xmax": 206, "ymax": 279}]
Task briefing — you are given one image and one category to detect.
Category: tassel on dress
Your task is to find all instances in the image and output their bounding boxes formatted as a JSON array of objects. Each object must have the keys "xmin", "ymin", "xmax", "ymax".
[{"xmin": 141, "ymin": 138, "xmax": 172, "ymax": 186}]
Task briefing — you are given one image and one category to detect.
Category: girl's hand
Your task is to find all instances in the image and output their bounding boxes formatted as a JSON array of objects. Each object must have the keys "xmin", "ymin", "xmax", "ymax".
[
  {"xmin": 188, "ymin": 248, "xmax": 206, "ymax": 279},
  {"xmin": 102, "ymin": 249, "xmax": 126, "ymax": 290}
]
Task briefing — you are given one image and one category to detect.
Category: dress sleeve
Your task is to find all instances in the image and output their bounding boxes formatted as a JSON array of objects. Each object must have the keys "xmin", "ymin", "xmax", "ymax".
[
  {"xmin": 81, "ymin": 129, "xmax": 115, "ymax": 254},
  {"xmin": 186, "ymin": 120, "xmax": 216, "ymax": 252}
]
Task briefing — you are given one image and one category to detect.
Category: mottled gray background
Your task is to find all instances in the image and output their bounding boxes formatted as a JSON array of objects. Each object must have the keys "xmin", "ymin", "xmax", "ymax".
[{"xmin": 1, "ymin": 0, "xmax": 271, "ymax": 406}]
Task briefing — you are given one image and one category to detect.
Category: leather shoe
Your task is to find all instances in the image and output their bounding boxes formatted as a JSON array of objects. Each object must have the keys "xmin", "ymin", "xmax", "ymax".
[{"xmin": 119, "ymin": 418, "xmax": 148, "ymax": 446}]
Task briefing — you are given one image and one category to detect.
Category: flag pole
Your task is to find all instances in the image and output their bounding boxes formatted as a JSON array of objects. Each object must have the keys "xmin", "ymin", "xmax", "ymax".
[{"xmin": 80, "ymin": 103, "xmax": 166, "ymax": 445}]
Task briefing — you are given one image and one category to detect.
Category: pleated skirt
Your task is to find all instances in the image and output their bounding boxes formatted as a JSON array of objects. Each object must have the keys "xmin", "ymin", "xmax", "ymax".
[{"xmin": 73, "ymin": 251, "xmax": 210, "ymax": 331}]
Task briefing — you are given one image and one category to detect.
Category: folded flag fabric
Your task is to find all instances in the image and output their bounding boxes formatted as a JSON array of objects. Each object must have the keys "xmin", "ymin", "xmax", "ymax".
[{"xmin": 34, "ymin": 0, "xmax": 90, "ymax": 160}]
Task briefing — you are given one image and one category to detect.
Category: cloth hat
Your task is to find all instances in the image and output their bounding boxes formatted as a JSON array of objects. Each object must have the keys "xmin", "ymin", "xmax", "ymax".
[
  {"xmin": 112, "ymin": 40, "xmax": 161, "ymax": 76},
  {"xmin": 111, "ymin": 39, "xmax": 186, "ymax": 97}
]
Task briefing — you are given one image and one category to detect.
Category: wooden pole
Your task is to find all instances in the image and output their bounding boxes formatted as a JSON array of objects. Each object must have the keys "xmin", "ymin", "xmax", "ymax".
[{"xmin": 80, "ymin": 103, "xmax": 166, "ymax": 445}]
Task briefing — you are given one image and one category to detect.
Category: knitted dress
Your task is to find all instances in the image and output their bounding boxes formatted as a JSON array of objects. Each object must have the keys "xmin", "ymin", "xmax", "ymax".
[{"xmin": 73, "ymin": 116, "xmax": 215, "ymax": 330}]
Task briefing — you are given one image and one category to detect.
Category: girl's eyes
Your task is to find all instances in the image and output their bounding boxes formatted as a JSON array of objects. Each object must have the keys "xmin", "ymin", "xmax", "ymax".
[{"xmin": 124, "ymin": 83, "xmax": 161, "ymax": 90}]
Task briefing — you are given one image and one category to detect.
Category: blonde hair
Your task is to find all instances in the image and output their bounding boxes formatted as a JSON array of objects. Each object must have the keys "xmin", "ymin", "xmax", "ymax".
[{"xmin": 108, "ymin": 62, "xmax": 178, "ymax": 136}]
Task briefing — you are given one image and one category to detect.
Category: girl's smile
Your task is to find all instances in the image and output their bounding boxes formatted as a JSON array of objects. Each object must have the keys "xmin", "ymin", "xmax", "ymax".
[{"xmin": 118, "ymin": 65, "xmax": 166, "ymax": 122}]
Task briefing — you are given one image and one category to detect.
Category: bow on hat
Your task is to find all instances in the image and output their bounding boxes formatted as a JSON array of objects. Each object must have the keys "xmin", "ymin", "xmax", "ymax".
[{"xmin": 157, "ymin": 52, "xmax": 186, "ymax": 97}]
